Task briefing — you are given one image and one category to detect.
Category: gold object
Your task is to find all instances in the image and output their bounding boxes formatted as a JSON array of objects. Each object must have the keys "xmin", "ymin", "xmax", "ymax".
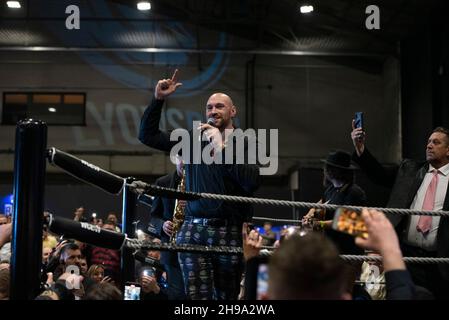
[{"xmin": 170, "ymin": 168, "xmax": 186, "ymax": 244}]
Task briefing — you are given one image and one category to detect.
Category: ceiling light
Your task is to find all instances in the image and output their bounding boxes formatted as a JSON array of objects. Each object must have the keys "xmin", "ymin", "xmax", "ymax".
[
  {"xmin": 137, "ymin": 1, "xmax": 151, "ymax": 11},
  {"xmin": 7, "ymin": 1, "xmax": 21, "ymax": 8},
  {"xmin": 300, "ymin": 5, "xmax": 314, "ymax": 14},
  {"xmin": 48, "ymin": 107, "xmax": 57, "ymax": 112}
]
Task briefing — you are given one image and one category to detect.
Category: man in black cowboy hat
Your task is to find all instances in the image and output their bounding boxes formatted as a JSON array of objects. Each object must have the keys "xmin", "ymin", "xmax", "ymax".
[{"xmin": 303, "ymin": 150, "xmax": 367, "ymax": 255}]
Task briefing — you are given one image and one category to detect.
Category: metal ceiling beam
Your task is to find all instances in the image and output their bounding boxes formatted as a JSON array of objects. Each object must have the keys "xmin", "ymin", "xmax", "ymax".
[{"xmin": 0, "ymin": 46, "xmax": 387, "ymax": 57}]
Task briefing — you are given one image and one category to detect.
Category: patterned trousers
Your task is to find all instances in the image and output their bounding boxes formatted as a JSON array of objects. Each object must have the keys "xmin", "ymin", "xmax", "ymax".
[{"xmin": 177, "ymin": 221, "xmax": 243, "ymax": 300}]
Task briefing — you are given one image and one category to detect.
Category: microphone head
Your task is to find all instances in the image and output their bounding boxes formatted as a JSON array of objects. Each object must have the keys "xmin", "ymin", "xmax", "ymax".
[{"xmin": 207, "ymin": 117, "xmax": 216, "ymax": 126}]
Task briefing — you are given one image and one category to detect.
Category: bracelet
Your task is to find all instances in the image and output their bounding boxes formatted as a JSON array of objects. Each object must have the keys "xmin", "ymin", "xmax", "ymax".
[{"xmin": 319, "ymin": 221, "xmax": 326, "ymax": 230}]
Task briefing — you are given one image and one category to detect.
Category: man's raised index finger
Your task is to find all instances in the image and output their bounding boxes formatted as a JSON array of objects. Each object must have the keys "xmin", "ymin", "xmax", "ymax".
[{"xmin": 171, "ymin": 69, "xmax": 179, "ymax": 82}]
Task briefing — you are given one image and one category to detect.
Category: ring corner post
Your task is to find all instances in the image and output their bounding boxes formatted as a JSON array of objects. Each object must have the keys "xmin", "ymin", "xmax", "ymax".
[
  {"xmin": 121, "ymin": 177, "xmax": 137, "ymax": 290},
  {"xmin": 10, "ymin": 119, "xmax": 47, "ymax": 300}
]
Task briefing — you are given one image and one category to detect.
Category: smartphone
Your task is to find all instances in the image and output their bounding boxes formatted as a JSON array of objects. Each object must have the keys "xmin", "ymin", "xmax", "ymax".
[
  {"xmin": 141, "ymin": 267, "xmax": 155, "ymax": 278},
  {"xmin": 256, "ymin": 263, "xmax": 269, "ymax": 300},
  {"xmin": 332, "ymin": 207, "xmax": 368, "ymax": 239},
  {"xmin": 354, "ymin": 112, "xmax": 364, "ymax": 129},
  {"xmin": 124, "ymin": 283, "xmax": 141, "ymax": 300},
  {"xmin": 4, "ymin": 203, "xmax": 13, "ymax": 217},
  {"xmin": 243, "ymin": 255, "xmax": 270, "ymax": 300}
]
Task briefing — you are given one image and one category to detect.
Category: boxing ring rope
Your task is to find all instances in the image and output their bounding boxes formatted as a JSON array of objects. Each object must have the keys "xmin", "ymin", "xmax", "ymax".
[
  {"xmin": 252, "ymin": 217, "xmax": 303, "ymax": 224},
  {"xmin": 46, "ymin": 213, "xmax": 449, "ymax": 264},
  {"xmin": 45, "ymin": 146, "xmax": 449, "ymax": 254},
  {"xmin": 126, "ymin": 180, "xmax": 449, "ymax": 217},
  {"xmin": 10, "ymin": 120, "xmax": 139, "ymax": 299},
  {"xmin": 47, "ymin": 148, "xmax": 139, "ymax": 288},
  {"xmin": 339, "ymin": 256, "xmax": 449, "ymax": 264},
  {"xmin": 9, "ymin": 120, "xmax": 449, "ymax": 299},
  {"xmin": 129, "ymin": 240, "xmax": 449, "ymax": 264},
  {"xmin": 48, "ymin": 147, "xmax": 449, "ymax": 217}
]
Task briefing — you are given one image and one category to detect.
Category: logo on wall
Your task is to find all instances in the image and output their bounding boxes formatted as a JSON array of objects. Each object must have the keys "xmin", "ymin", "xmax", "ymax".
[{"xmin": 43, "ymin": 0, "xmax": 230, "ymax": 97}]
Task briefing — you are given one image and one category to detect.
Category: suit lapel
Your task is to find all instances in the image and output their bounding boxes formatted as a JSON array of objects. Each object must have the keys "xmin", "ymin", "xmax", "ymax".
[
  {"xmin": 443, "ymin": 177, "xmax": 449, "ymax": 211},
  {"xmin": 407, "ymin": 163, "xmax": 449, "ymax": 210},
  {"xmin": 405, "ymin": 163, "xmax": 429, "ymax": 208}
]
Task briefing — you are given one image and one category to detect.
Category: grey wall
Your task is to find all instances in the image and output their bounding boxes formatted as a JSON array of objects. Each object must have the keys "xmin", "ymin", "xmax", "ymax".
[
  {"xmin": 0, "ymin": 32, "xmax": 401, "ymax": 219},
  {"xmin": 254, "ymin": 55, "xmax": 401, "ymax": 166},
  {"xmin": 0, "ymin": 51, "xmax": 401, "ymax": 176}
]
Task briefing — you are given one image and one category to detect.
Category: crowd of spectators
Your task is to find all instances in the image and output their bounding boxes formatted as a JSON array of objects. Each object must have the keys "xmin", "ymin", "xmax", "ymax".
[{"xmin": 0, "ymin": 204, "xmax": 439, "ymax": 300}]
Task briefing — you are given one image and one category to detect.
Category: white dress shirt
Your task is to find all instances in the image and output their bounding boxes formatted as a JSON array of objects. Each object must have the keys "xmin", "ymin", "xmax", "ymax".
[{"xmin": 403, "ymin": 163, "xmax": 449, "ymax": 251}]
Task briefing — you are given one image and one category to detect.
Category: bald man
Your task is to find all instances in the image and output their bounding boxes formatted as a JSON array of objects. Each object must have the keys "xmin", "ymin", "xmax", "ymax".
[{"xmin": 139, "ymin": 70, "xmax": 260, "ymax": 300}]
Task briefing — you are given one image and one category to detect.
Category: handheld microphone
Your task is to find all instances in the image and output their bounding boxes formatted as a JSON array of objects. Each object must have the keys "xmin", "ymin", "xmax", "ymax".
[
  {"xmin": 201, "ymin": 118, "xmax": 216, "ymax": 133},
  {"xmin": 198, "ymin": 118, "xmax": 216, "ymax": 142},
  {"xmin": 200, "ymin": 117, "xmax": 215, "ymax": 137},
  {"xmin": 206, "ymin": 117, "xmax": 216, "ymax": 126}
]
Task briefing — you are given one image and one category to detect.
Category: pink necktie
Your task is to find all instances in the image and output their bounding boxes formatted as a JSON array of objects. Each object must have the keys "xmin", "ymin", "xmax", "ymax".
[{"xmin": 417, "ymin": 170, "xmax": 439, "ymax": 234}]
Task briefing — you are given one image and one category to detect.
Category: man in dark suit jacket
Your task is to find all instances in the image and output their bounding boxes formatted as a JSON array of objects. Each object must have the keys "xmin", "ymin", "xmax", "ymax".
[
  {"xmin": 350, "ymin": 123, "xmax": 449, "ymax": 298},
  {"xmin": 146, "ymin": 159, "xmax": 186, "ymax": 300}
]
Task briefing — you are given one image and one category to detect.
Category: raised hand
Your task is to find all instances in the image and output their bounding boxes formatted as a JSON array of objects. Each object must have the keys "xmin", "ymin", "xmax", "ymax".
[
  {"xmin": 141, "ymin": 275, "xmax": 160, "ymax": 294},
  {"xmin": 351, "ymin": 119, "xmax": 366, "ymax": 156},
  {"xmin": 242, "ymin": 222, "xmax": 263, "ymax": 261},
  {"xmin": 46, "ymin": 272, "xmax": 54, "ymax": 287},
  {"xmin": 128, "ymin": 180, "xmax": 148, "ymax": 195},
  {"xmin": 355, "ymin": 208, "xmax": 405, "ymax": 272},
  {"xmin": 53, "ymin": 239, "xmax": 69, "ymax": 258},
  {"xmin": 163, "ymin": 220, "xmax": 174, "ymax": 237},
  {"xmin": 0, "ymin": 223, "xmax": 12, "ymax": 247},
  {"xmin": 101, "ymin": 276, "xmax": 113, "ymax": 283},
  {"xmin": 154, "ymin": 69, "xmax": 183, "ymax": 99},
  {"xmin": 355, "ymin": 209, "xmax": 399, "ymax": 255},
  {"xmin": 302, "ymin": 208, "xmax": 316, "ymax": 223},
  {"xmin": 301, "ymin": 199, "xmax": 323, "ymax": 224}
]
